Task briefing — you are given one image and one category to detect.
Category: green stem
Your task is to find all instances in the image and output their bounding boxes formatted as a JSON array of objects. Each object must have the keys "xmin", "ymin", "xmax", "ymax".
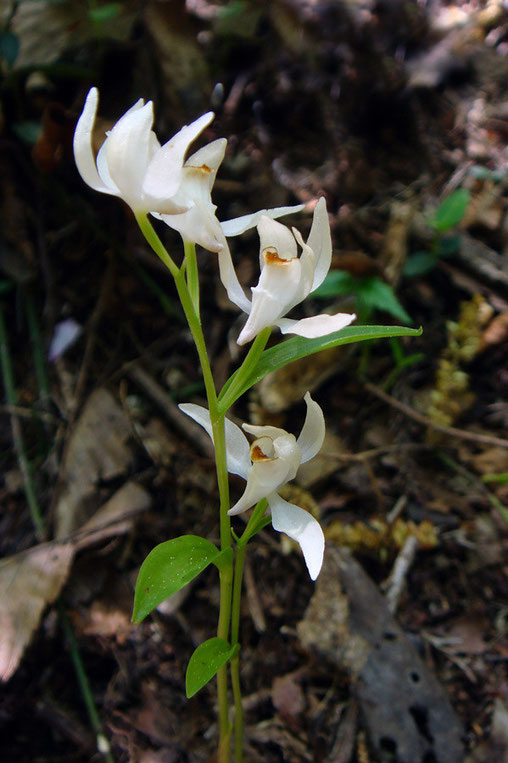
[
  {"xmin": 0, "ymin": 304, "xmax": 45, "ymax": 538},
  {"xmin": 218, "ymin": 327, "xmax": 272, "ymax": 413},
  {"xmin": 211, "ymin": 412, "xmax": 234, "ymax": 756},
  {"xmin": 136, "ymin": 215, "xmax": 215, "ymax": 409},
  {"xmin": 135, "ymin": 213, "xmax": 179, "ymax": 279},
  {"xmin": 173, "ymin": 271, "xmax": 218, "ymax": 410},
  {"xmin": 24, "ymin": 289, "xmax": 51, "ymax": 403},
  {"xmin": 240, "ymin": 498, "xmax": 268, "ymax": 544},
  {"xmin": 136, "ymin": 215, "xmax": 234, "ymax": 759},
  {"xmin": 59, "ymin": 602, "xmax": 115, "ymax": 763},
  {"xmin": 184, "ymin": 239, "xmax": 200, "ymax": 315},
  {"xmin": 230, "ymin": 542, "xmax": 247, "ymax": 763},
  {"xmin": 228, "ymin": 497, "xmax": 268, "ymax": 761}
]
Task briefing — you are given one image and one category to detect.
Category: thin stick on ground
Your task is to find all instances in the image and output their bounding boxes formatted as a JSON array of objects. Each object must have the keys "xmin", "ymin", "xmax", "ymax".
[
  {"xmin": 384, "ymin": 535, "xmax": 419, "ymax": 615},
  {"xmin": 364, "ymin": 382, "xmax": 508, "ymax": 450}
]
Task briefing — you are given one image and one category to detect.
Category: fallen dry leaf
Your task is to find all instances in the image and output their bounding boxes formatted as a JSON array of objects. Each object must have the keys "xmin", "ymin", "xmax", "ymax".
[
  {"xmin": 56, "ymin": 388, "xmax": 134, "ymax": 538},
  {"xmin": 467, "ymin": 697, "xmax": 508, "ymax": 762},
  {"xmin": 75, "ymin": 481, "xmax": 151, "ymax": 551},
  {"xmin": 0, "ymin": 542, "xmax": 74, "ymax": 682},
  {"xmin": 0, "ymin": 480, "xmax": 149, "ymax": 682},
  {"xmin": 481, "ymin": 310, "xmax": 508, "ymax": 350},
  {"xmin": 272, "ymin": 673, "xmax": 305, "ymax": 718},
  {"xmin": 6, "ymin": 0, "xmax": 135, "ymax": 69},
  {"xmin": 81, "ymin": 600, "xmax": 132, "ymax": 643}
]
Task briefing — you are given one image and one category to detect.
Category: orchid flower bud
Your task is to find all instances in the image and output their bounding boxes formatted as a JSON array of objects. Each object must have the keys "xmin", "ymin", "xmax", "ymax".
[
  {"xmin": 179, "ymin": 392, "xmax": 326, "ymax": 580},
  {"xmin": 220, "ymin": 197, "xmax": 356, "ymax": 344}
]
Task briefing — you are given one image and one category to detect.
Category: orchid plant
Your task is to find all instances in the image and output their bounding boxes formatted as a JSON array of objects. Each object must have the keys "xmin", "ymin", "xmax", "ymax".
[{"xmin": 74, "ymin": 88, "xmax": 420, "ymax": 761}]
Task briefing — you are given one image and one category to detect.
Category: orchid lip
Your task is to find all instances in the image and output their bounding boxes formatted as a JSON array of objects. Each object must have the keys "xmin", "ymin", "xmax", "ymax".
[
  {"xmin": 263, "ymin": 246, "xmax": 293, "ymax": 264},
  {"xmin": 250, "ymin": 437, "xmax": 275, "ymax": 462}
]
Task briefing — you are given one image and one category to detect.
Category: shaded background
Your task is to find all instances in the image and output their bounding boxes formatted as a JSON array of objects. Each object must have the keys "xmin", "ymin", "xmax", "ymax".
[{"xmin": 1, "ymin": 1, "xmax": 507, "ymax": 760}]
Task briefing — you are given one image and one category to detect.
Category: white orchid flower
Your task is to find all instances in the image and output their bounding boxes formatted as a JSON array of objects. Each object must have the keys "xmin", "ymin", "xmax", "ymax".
[
  {"xmin": 74, "ymin": 88, "xmax": 307, "ymax": 260},
  {"xmin": 179, "ymin": 392, "xmax": 326, "ymax": 580},
  {"xmin": 74, "ymin": 87, "xmax": 220, "ymax": 240},
  {"xmin": 220, "ymin": 197, "xmax": 356, "ymax": 345}
]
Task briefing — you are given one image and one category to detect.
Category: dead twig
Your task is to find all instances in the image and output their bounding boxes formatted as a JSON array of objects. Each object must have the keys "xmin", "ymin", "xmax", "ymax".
[
  {"xmin": 383, "ymin": 535, "xmax": 419, "ymax": 615},
  {"xmin": 244, "ymin": 557, "xmax": 266, "ymax": 633},
  {"xmin": 364, "ymin": 383, "xmax": 508, "ymax": 450},
  {"xmin": 126, "ymin": 364, "xmax": 214, "ymax": 458}
]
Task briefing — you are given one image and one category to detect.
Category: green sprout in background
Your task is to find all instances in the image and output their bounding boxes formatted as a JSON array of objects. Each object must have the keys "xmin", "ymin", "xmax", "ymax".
[{"xmin": 403, "ymin": 188, "xmax": 471, "ymax": 278}]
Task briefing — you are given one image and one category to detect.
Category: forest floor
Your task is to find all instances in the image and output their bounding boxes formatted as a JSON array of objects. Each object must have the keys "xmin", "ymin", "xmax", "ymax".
[{"xmin": 1, "ymin": 1, "xmax": 507, "ymax": 761}]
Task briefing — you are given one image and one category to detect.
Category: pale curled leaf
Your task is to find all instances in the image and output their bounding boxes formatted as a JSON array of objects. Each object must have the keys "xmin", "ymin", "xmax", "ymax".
[{"xmin": 0, "ymin": 543, "xmax": 74, "ymax": 682}]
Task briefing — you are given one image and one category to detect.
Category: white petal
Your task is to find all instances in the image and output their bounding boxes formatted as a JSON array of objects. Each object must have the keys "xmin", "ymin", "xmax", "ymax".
[
  {"xmin": 297, "ymin": 393, "xmax": 325, "ymax": 464},
  {"xmin": 307, "ymin": 198, "xmax": 333, "ymax": 291},
  {"xmin": 276, "ymin": 312, "xmax": 356, "ymax": 338},
  {"xmin": 178, "ymin": 403, "xmax": 250, "ymax": 479},
  {"xmin": 228, "ymin": 454, "xmax": 297, "ymax": 515},
  {"xmin": 160, "ymin": 204, "xmax": 224, "ymax": 252},
  {"xmin": 268, "ymin": 492, "xmax": 324, "ymax": 580},
  {"xmin": 105, "ymin": 100, "xmax": 155, "ymax": 206},
  {"xmin": 185, "ymin": 138, "xmax": 227, "ymax": 182},
  {"xmin": 237, "ymin": 257, "xmax": 302, "ymax": 345},
  {"xmin": 73, "ymin": 88, "xmax": 116, "ymax": 196},
  {"xmin": 281, "ymin": 228, "xmax": 315, "ymax": 312},
  {"xmin": 96, "ymin": 139, "xmax": 120, "ymax": 193},
  {"xmin": 142, "ymin": 112, "xmax": 214, "ymax": 202},
  {"xmin": 156, "ymin": 139, "xmax": 227, "ymax": 248},
  {"xmin": 216, "ymin": 236, "xmax": 252, "ymax": 314},
  {"xmin": 258, "ymin": 217, "xmax": 297, "ymax": 263},
  {"xmin": 242, "ymin": 423, "xmax": 287, "ymax": 440},
  {"xmin": 221, "ymin": 204, "xmax": 305, "ymax": 237}
]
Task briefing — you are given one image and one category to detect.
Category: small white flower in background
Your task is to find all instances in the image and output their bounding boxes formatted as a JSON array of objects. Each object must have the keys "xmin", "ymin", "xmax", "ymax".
[
  {"xmin": 221, "ymin": 197, "xmax": 356, "ymax": 345},
  {"xmin": 179, "ymin": 392, "xmax": 326, "ymax": 580},
  {"xmin": 48, "ymin": 318, "xmax": 82, "ymax": 363}
]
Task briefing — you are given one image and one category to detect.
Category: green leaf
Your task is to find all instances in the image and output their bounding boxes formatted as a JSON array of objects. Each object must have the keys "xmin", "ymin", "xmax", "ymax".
[
  {"xmin": 482, "ymin": 473, "xmax": 508, "ymax": 485},
  {"xmin": 0, "ymin": 32, "xmax": 19, "ymax": 67},
  {"xmin": 221, "ymin": 325, "xmax": 422, "ymax": 408},
  {"xmin": 12, "ymin": 121, "xmax": 41, "ymax": 145},
  {"xmin": 436, "ymin": 234, "xmax": 461, "ymax": 257},
  {"xmin": 312, "ymin": 270, "xmax": 357, "ymax": 299},
  {"xmin": 355, "ymin": 278, "xmax": 412, "ymax": 324},
  {"xmin": 214, "ymin": 1, "xmax": 262, "ymax": 38},
  {"xmin": 403, "ymin": 251, "xmax": 438, "ymax": 277},
  {"xmin": 133, "ymin": 535, "xmax": 222, "ymax": 623},
  {"xmin": 186, "ymin": 638, "xmax": 238, "ymax": 698},
  {"xmin": 469, "ymin": 165, "xmax": 493, "ymax": 181},
  {"xmin": 429, "ymin": 189, "xmax": 470, "ymax": 232},
  {"xmin": 314, "ymin": 274, "xmax": 410, "ymax": 323},
  {"xmin": 0, "ymin": 280, "xmax": 14, "ymax": 296},
  {"xmin": 88, "ymin": 3, "xmax": 122, "ymax": 22}
]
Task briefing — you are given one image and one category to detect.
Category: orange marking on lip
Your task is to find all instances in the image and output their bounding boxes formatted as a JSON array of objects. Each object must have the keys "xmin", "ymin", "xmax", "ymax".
[
  {"xmin": 264, "ymin": 247, "xmax": 288, "ymax": 264},
  {"xmin": 250, "ymin": 445, "xmax": 273, "ymax": 461},
  {"xmin": 187, "ymin": 163, "xmax": 212, "ymax": 173}
]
